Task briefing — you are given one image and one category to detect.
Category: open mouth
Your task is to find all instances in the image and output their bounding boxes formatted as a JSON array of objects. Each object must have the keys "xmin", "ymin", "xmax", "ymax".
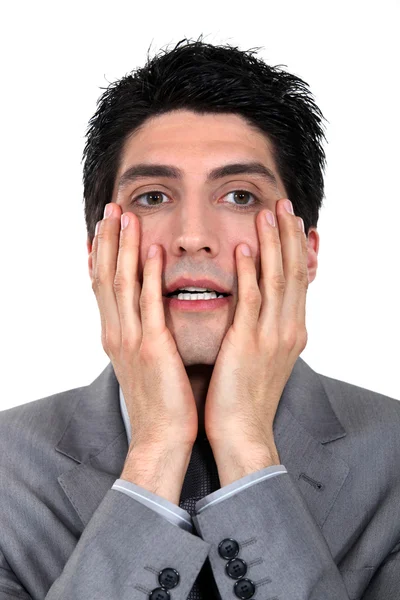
[{"xmin": 165, "ymin": 290, "xmax": 230, "ymax": 299}]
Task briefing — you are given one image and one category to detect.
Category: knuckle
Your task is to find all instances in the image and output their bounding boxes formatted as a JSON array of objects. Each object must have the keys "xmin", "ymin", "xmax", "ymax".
[
  {"xmin": 93, "ymin": 265, "xmax": 109, "ymax": 287},
  {"xmin": 101, "ymin": 331, "xmax": 109, "ymax": 354},
  {"xmin": 102, "ymin": 329, "xmax": 119, "ymax": 354},
  {"xmin": 118, "ymin": 233, "xmax": 128, "ymax": 252},
  {"xmin": 113, "ymin": 273, "xmax": 128, "ymax": 294},
  {"xmin": 95, "ymin": 229, "xmax": 106, "ymax": 244},
  {"xmin": 270, "ymin": 273, "xmax": 286, "ymax": 293},
  {"xmin": 139, "ymin": 291, "xmax": 155, "ymax": 309},
  {"xmin": 299, "ymin": 327, "xmax": 308, "ymax": 349},
  {"xmin": 264, "ymin": 330, "xmax": 280, "ymax": 351},
  {"xmin": 120, "ymin": 334, "xmax": 136, "ymax": 355},
  {"xmin": 270, "ymin": 234, "xmax": 282, "ymax": 249},
  {"xmin": 292, "ymin": 262, "xmax": 308, "ymax": 284},
  {"xmin": 282, "ymin": 326, "xmax": 298, "ymax": 350},
  {"xmin": 139, "ymin": 340, "xmax": 159, "ymax": 366}
]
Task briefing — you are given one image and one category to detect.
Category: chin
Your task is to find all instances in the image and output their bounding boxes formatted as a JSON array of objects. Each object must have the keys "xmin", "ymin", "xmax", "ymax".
[{"xmin": 175, "ymin": 337, "xmax": 221, "ymax": 367}]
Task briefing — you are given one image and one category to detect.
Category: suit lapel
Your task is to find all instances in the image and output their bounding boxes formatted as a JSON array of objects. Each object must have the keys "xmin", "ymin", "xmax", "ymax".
[
  {"xmin": 55, "ymin": 357, "xmax": 350, "ymax": 531},
  {"xmin": 273, "ymin": 357, "xmax": 349, "ymax": 528},
  {"xmin": 56, "ymin": 362, "xmax": 128, "ymax": 529}
]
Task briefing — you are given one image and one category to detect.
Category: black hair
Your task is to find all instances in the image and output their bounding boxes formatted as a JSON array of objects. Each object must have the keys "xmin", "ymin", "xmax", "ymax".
[{"xmin": 82, "ymin": 34, "xmax": 328, "ymax": 244}]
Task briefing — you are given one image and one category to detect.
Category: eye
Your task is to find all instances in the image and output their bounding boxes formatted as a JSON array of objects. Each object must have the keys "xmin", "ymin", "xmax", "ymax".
[
  {"xmin": 131, "ymin": 191, "xmax": 168, "ymax": 208},
  {"xmin": 130, "ymin": 189, "xmax": 263, "ymax": 211},
  {"xmin": 225, "ymin": 190, "xmax": 262, "ymax": 210}
]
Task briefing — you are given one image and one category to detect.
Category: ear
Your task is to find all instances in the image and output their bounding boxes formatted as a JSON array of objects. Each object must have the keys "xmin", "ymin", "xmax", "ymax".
[
  {"xmin": 87, "ymin": 236, "xmax": 94, "ymax": 281},
  {"xmin": 305, "ymin": 227, "xmax": 319, "ymax": 284}
]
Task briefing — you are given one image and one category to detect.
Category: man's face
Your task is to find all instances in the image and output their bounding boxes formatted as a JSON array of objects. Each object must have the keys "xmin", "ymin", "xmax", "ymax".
[{"xmin": 109, "ymin": 109, "xmax": 314, "ymax": 367}]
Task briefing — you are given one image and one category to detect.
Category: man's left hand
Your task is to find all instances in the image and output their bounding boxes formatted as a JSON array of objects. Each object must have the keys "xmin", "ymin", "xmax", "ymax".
[{"xmin": 205, "ymin": 198, "xmax": 309, "ymax": 479}]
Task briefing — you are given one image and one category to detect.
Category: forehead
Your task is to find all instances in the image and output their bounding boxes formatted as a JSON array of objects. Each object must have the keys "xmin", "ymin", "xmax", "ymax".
[
  {"xmin": 126, "ymin": 109, "xmax": 269, "ymax": 146},
  {"xmin": 115, "ymin": 109, "xmax": 283, "ymax": 188}
]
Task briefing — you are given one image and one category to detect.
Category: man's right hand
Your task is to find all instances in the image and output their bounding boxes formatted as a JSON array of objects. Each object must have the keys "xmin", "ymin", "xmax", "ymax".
[{"xmin": 90, "ymin": 202, "xmax": 198, "ymax": 499}]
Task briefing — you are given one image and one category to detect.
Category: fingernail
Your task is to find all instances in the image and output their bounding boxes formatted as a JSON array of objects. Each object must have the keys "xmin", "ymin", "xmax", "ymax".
[
  {"xmin": 104, "ymin": 203, "xmax": 113, "ymax": 218},
  {"xmin": 241, "ymin": 244, "xmax": 251, "ymax": 256},
  {"xmin": 284, "ymin": 199, "xmax": 294, "ymax": 214},
  {"xmin": 148, "ymin": 244, "xmax": 157, "ymax": 258},
  {"xmin": 265, "ymin": 210, "xmax": 276, "ymax": 227},
  {"xmin": 95, "ymin": 221, "xmax": 100, "ymax": 236},
  {"xmin": 121, "ymin": 214, "xmax": 129, "ymax": 230}
]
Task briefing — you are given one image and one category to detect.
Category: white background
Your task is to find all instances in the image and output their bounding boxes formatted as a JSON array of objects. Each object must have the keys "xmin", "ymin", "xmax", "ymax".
[{"xmin": 1, "ymin": 0, "xmax": 399, "ymax": 410}]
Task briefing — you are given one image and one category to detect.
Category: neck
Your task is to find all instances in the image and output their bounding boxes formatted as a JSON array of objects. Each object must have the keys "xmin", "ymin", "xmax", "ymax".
[{"xmin": 186, "ymin": 364, "xmax": 213, "ymax": 439}]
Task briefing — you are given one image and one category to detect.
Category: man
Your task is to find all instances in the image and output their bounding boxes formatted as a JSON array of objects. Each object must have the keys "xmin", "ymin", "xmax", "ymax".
[{"xmin": 1, "ymin": 36, "xmax": 399, "ymax": 600}]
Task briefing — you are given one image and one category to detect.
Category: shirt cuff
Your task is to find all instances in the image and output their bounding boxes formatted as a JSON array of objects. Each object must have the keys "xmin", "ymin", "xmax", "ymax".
[
  {"xmin": 112, "ymin": 465, "xmax": 287, "ymax": 533},
  {"xmin": 112, "ymin": 479, "xmax": 193, "ymax": 532},
  {"xmin": 195, "ymin": 464, "xmax": 287, "ymax": 515}
]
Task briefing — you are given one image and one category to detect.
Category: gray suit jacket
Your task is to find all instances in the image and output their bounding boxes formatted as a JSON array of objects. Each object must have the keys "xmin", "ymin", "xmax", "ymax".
[{"xmin": 1, "ymin": 356, "xmax": 400, "ymax": 599}]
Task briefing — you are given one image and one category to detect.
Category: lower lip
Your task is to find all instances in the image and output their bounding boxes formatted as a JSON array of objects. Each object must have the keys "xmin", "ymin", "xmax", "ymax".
[{"xmin": 163, "ymin": 295, "xmax": 232, "ymax": 311}]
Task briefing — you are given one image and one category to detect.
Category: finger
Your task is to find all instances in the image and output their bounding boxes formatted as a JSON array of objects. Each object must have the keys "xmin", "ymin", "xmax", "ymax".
[
  {"xmin": 114, "ymin": 211, "xmax": 142, "ymax": 348},
  {"xmin": 139, "ymin": 243, "xmax": 166, "ymax": 340},
  {"xmin": 91, "ymin": 217, "xmax": 109, "ymax": 344},
  {"xmin": 277, "ymin": 199, "xmax": 309, "ymax": 326},
  {"xmin": 294, "ymin": 217, "xmax": 309, "ymax": 323},
  {"xmin": 257, "ymin": 206, "xmax": 285, "ymax": 330},
  {"xmin": 232, "ymin": 242, "xmax": 261, "ymax": 332},
  {"xmin": 92, "ymin": 204, "xmax": 122, "ymax": 351}
]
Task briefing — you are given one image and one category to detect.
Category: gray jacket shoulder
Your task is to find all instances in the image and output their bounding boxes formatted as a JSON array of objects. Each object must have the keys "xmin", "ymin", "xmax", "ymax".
[
  {"xmin": 0, "ymin": 386, "xmax": 82, "ymax": 454},
  {"xmin": 318, "ymin": 369, "xmax": 400, "ymax": 423},
  {"xmin": 317, "ymin": 370, "xmax": 400, "ymax": 473}
]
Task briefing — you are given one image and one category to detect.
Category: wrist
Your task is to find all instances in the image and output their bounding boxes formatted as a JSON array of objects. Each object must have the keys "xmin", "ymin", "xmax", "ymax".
[
  {"xmin": 211, "ymin": 441, "xmax": 281, "ymax": 487},
  {"xmin": 121, "ymin": 443, "xmax": 193, "ymax": 506}
]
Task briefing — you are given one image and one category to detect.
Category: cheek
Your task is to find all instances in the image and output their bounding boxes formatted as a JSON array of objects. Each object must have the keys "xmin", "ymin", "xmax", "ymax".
[
  {"xmin": 139, "ymin": 229, "xmax": 161, "ymax": 265},
  {"xmin": 228, "ymin": 227, "xmax": 259, "ymax": 262}
]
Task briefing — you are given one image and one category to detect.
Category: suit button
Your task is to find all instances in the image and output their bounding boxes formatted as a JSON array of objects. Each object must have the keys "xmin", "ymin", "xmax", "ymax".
[
  {"xmin": 233, "ymin": 577, "xmax": 256, "ymax": 599},
  {"xmin": 158, "ymin": 567, "xmax": 180, "ymax": 589},
  {"xmin": 149, "ymin": 587, "xmax": 170, "ymax": 599},
  {"xmin": 226, "ymin": 557, "xmax": 247, "ymax": 579},
  {"xmin": 218, "ymin": 538, "xmax": 240, "ymax": 559}
]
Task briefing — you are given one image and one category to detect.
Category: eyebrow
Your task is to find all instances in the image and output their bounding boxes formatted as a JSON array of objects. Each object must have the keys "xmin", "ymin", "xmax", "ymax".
[{"xmin": 117, "ymin": 161, "xmax": 279, "ymax": 192}]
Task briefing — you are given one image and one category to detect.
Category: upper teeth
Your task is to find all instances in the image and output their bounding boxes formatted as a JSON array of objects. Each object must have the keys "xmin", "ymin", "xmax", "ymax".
[{"xmin": 177, "ymin": 287, "xmax": 215, "ymax": 292}]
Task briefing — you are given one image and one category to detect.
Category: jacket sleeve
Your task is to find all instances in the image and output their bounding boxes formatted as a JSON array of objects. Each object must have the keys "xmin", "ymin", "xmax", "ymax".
[
  {"xmin": 191, "ymin": 467, "xmax": 399, "ymax": 600},
  {"xmin": 361, "ymin": 543, "xmax": 400, "ymax": 599},
  {"xmin": 0, "ymin": 489, "xmax": 211, "ymax": 600},
  {"xmin": 112, "ymin": 479, "xmax": 193, "ymax": 531},
  {"xmin": 111, "ymin": 465, "xmax": 286, "ymax": 532}
]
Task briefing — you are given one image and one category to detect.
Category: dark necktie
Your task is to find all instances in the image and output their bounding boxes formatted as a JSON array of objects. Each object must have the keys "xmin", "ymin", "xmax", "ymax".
[{"xmin": 179, "ymin": 436, "xmax": 221, "ymax": 600}]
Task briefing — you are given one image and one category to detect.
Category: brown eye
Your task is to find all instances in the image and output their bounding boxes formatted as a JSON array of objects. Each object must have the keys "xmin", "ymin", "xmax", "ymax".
[{"xmin": 131, "ymin": 191, "xmax": 168, "ymax": 208}]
